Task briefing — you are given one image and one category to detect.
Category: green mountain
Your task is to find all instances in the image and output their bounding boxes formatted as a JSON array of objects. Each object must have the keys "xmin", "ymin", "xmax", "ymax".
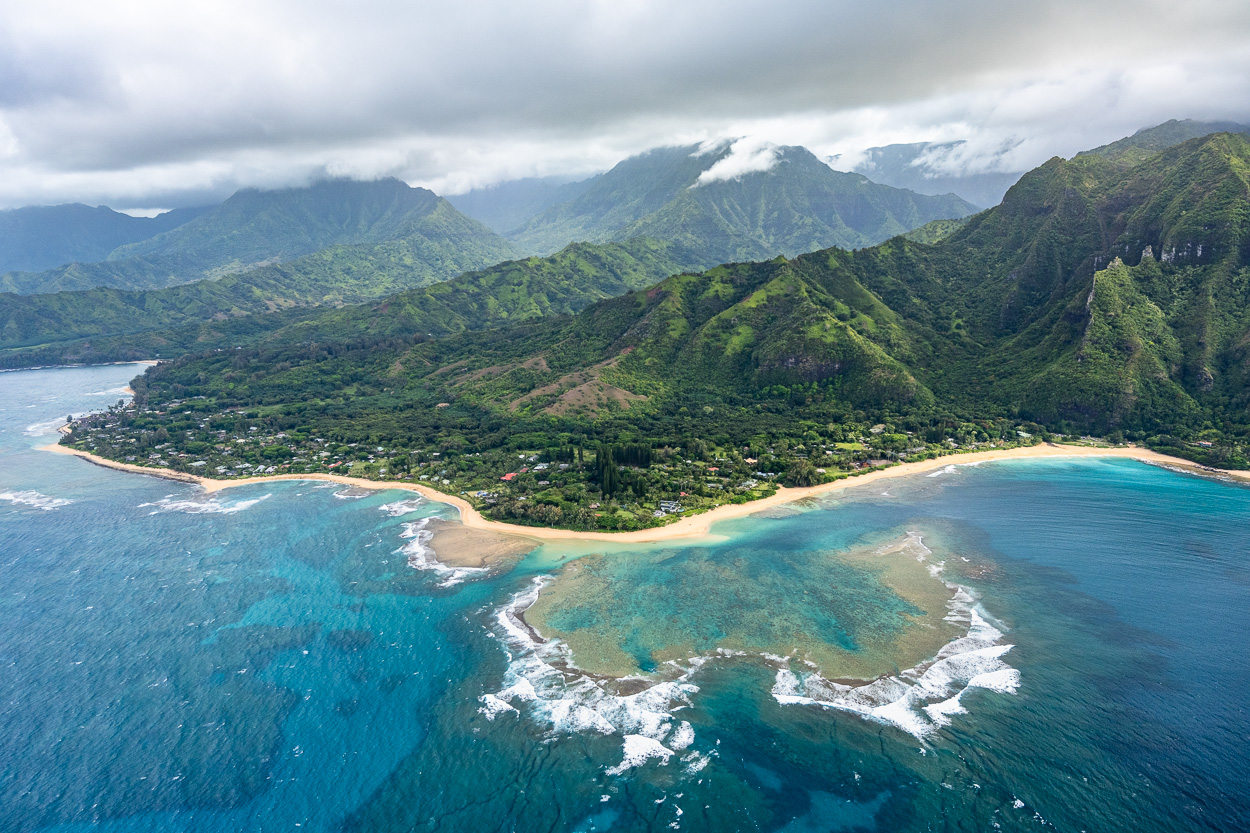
[
  {"xmin": 1, "ymin": 179, "xmax": 514, "ymax": 294},
  {"xmin": 1079, "ymin": 118, "xmax": 1250, "ymax": 166},
  {"xmin": 62, "ymin": 132, "xmax": 1250, "ymax": 530},
  {"xmin": 509, "ymin": 144, "xmax": 977, "ymax": 260},
  {"xmin": 108, "ymin": 132, "xmax": 1250, "ymax": 436},
  {"xmin": 0, "ymin": 204, "xmax": 206, "ymax": 274},
  {"xmin": 0, "ymin": 238, "xmax": 704, "ymax": 365}
]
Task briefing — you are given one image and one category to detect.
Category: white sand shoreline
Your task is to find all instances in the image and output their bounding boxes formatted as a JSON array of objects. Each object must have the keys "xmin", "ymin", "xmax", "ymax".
[{"xmin": 41, "ymin": 439, "xmax": 1250, "ymax": 543}]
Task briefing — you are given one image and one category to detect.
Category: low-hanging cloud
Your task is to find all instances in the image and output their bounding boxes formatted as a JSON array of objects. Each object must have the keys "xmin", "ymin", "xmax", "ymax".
[
  {"xmin": 694, "ymin": 138, "xmax": 782, "ymax": 185},
  {"xmin": 0, "ymin": 0, "xmax": 1248, "ymax": 208}
]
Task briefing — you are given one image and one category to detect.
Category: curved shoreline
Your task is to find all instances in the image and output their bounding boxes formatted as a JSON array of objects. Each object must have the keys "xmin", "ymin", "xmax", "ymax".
[{"xmin": 41, "ymin": 440, "xmax": 1249, "ymax": 543}]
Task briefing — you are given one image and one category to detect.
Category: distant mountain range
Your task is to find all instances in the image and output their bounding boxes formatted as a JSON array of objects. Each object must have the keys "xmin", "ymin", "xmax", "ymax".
[
  {"xmin": 1, "ymin": 179, "xmax": 516, "ymax": 295},
  {"xmin": 0, "ymin": 143, "xmax": 981, "ymax": 356},
  {"xmin": 835, "ymin": 118, "xmax": 1250, "ymax": 209},
  {"xmin": 87, "ymin": 128, "xmax": 1250, "ymax": 515},
  {"xmin": 2, "ymin": 144, "xmax": 975, "ymax": 300},
  {"xmin": 6, "ymin": 115, "xmax": 1250, "ymax": 441},
  {"xmin": 454, "ymin": 143, "xmax": 978, "ymax": 262},
  {"xmin": 0, "ymin": 204, "xmax": 207, "ymax": 275}
]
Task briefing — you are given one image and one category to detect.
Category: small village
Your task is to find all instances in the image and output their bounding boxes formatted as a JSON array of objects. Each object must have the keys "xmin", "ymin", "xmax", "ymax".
[{"xmin": 64, "ymin": 398, "xmax": 1052, "ymax": 531}]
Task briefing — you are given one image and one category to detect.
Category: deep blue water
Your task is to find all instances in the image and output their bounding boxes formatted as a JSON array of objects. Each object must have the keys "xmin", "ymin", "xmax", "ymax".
[{"xmin": 1, "ymin": 365, "xmax": 1247, "ymax": 832}]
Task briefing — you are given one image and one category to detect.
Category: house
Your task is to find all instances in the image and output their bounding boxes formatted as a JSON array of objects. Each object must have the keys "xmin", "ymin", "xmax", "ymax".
[{"xmin": 501, "ymin": 472, "xmax": 517, "ymax": 481}]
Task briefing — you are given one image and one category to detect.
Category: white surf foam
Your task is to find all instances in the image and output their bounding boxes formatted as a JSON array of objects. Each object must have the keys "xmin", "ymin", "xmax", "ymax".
[
  {"xmin": 0, "ymin": 489, "xmax": 73, "ymax": 511},
  {"xmin": 605, "ymin": 735, "xmax": 674, "ymax": 775},
  {"xmin": 396, "ymin": 519, "xmax": 485, "ymax": 587},
  {"xmin": 138, "ymin": 493, "xmax": 271, "ymax": 515},
  {"xmin": 767, "ymin": 536, "xmax": 1019, "ymax": 739},
  {"xmin": 24, "ymin": 417, "xmax": 71, "ymax": 437},
  {"xmin": 480, "ymin": 578, "xmax": 702, "ymax": 776},
  {"xmin": 482, "ymin": 530, "xmax": 1018, "ymax": 773},
  {"xmin": 926, "ymin": 465, "xmax": 958, "ymax": 478},
  {"xmin": 379, "ymin": 497, "xmax": 425, "ymax": 517},
  {"xmin": 83, "ymin": 386, "xmax": 132, "ymax": 398}
]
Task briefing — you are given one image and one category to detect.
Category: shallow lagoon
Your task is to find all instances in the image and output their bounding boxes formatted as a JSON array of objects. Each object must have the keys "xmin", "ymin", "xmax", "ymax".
[{"xmin": 1, "ymin": 365, "xmax": 1248, "ymax": 832}]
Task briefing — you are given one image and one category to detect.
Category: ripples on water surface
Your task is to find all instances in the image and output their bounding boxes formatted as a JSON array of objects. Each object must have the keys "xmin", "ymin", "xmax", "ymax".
[{"xmin": 1, "ymin": 364, "xmax": 1247, "ymax": 832}]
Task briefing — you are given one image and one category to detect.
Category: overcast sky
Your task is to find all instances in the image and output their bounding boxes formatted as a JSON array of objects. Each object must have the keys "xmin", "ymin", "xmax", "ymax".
[{"xmin": 1, "ymin": 0, "xmax": 1248, "ymax": 210}]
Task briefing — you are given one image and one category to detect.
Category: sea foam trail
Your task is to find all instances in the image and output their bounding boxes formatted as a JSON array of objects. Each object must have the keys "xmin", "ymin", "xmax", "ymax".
[
  {"xmin": 0, "ymin": 489, "xmax": 73, "ymax": 511},
  {"xmin": 769, "ymin": 537, "xmax": 1019, "ymax": 739},
  {"xmin": 395, "ymin": 518, "xmax": 485, "ymax": 587},
  {"xmin": 138, "ymin": 493, "xmax": 271, "ymax": 515},
  {"xmin": 481, "ymin": 578, "xmax": 709, "ymax": 777}
]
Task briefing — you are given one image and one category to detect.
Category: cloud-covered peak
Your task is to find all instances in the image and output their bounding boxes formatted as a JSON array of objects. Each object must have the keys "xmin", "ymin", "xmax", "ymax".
[{"xmin": 694, "ymin": 138, "xmax": 783, "ymax": 185}]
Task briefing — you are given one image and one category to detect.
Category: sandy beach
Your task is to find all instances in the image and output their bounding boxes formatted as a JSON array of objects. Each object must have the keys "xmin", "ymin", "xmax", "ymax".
[
  {"xmin": 42, "ymin": 439, "xmax": 1249, "ymax": 544},
  {"xmin": 44, "ymin": 437, "xmax": 1245, "ymax": 542}
]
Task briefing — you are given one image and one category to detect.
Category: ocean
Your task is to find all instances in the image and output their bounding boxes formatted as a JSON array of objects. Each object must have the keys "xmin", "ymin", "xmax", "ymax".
[{"xmin": 1, "ymin": 364, "xmax": 1247, "ymax": 832}]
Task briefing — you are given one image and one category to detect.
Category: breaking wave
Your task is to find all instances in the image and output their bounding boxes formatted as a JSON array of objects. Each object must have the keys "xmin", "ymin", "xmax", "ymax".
[
  {"xmin": 480, "ymin": 578, "xmax": 712, "ymax": 777},
  {"xmin": 396, "ymin": 519, "xmax": 485, "ymax": 587},
  {"xmin": 769, "ymin": 536, "xmax": 1019, "ymax": 738},
  {"xmin": 480, "ymin": 532, "xmax": 1019, "ymax": 771},
  {"xmin": 24, "ymin": 417, "xmax": 70, "ymax": 437},
  {"xmin": 0, "ymin": 489, "xmax": 73, "ymax": 511},
  {"xmin": 138, "ymin": 493, "xmax": 271, "ymax": 515},
  {"xmin": 83, "ymin": 386, "xmax": 132, "ymax": 398},
  {"xmin": 378, "ymin": 497, "xmax": 425, "ymax": 517}
]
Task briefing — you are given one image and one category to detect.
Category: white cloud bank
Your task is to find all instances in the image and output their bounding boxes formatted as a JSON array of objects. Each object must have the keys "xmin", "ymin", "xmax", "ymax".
[{"xmin": 0, "ymin": 0, "xmax": 1247, "ymax": 208}]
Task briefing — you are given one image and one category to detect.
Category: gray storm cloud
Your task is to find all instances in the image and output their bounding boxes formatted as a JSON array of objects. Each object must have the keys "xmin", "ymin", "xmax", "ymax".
[{"xmin": 1, "ymin": 0, "xmax": 1248, "ymax": 208}]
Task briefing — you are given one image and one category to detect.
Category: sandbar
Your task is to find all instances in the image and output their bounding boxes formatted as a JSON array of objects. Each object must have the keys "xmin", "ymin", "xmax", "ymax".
[{"xmin": 423, "ymin": 517, "xmax": 538, "ymax": 568}]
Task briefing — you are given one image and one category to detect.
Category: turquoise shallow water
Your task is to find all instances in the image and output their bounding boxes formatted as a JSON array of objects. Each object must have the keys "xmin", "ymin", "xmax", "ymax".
[{"xmin": 1, "ymin": 365, "xmax": 1248, "ymax": 832}]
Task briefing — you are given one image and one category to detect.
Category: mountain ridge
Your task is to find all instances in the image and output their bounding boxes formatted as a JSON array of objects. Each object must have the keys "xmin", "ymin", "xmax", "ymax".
[
  {"xmin": 1, "ymin": 178, "xmax": 515, "ymax": 295},
  {"xmin": 508, "ymin": 143, "xmax": 978, "ymax": 260},
  {"xmin": 0, "ymin": 204, "xmax": 207, "ymax": 275}
]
